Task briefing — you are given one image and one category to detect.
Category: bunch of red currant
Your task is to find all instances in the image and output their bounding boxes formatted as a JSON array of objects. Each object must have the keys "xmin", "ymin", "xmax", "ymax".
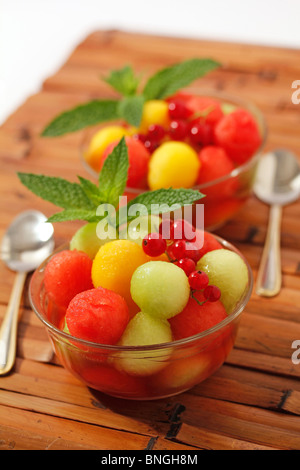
[
  {"xmin": 142, "ymin": 218, "xmax": 221, "ymax": 304},
  {"xmin": 134, "ymin": 98, "xmax": 216, "ymax": 153}
]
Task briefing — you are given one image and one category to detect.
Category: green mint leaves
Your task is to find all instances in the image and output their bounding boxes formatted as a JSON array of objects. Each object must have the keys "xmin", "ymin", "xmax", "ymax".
[
  {"xmin": 117, "ymin": 95, "xmax": 145, "ymax": 127},
  {"xmin": 142, "ymin": 58, "xmax": 220, "ymax": 101},
  {"xmin": 41, "ymin": 58, "xmax": 220, "ymax": 137},
  {"xmin": 97, "ymin": 136, "xmax": 129, "ymax": 208},
  {"xmin": 42, "ymin": 100, "xmax": 120, "ymax": 137},
  {"xmin": 18, "ymin": 138, "xmax": 204, "ymax": 226},
  {"xmin": 104, "ymin": 65, "xmax": 140, "ymax": 97}
]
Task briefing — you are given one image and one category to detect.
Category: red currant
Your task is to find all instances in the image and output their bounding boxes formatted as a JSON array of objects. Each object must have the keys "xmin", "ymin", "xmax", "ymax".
[
  {"xmin": 133, "ymin": 133, "xmax": 147, "ymax": 143},
  {"xmin": 168, "ymin": 100, "xmax": 192, "ymax": 120},
  {"xmin": 188, "ymin": 270, "xmax": 209, "ymax": 290},
  {"xmin": 189, "ymin": 120, "xmax": 214, "ymax": 146},
  {"xmin": 175, "ymin": 258, "xmax": 196, "ymax": 276},
  {"xmin": 147, "ymin": 124, "xmax": 166, "ymax": 142},
  {"xmin": 172, "ymin": 218, "xmax": 196, "ymax": 242},
  {"xmin": 184, "ymin": 242, "xmax": 201, "ymax": 263},
  {"xmin": 169, "ymin": 120, "xmax": 189, "ymax": 140},
  {"xmin": 159, "ymin": 219, "xmax": 175, "ymax": 240},
  {"xmin": 142, "ymin": 233, "xmax": 167, "ymax": 257},
  {"xmin": 168, "ymin": 240, "xmax": 186, "ymax": 260},
  {"xmin": 144, "ymin": 139, "xmax": 159, "ymax": 153},
  {"xmin": 203, "ymin": 285, "xmax": 221, "ymax": 302}
]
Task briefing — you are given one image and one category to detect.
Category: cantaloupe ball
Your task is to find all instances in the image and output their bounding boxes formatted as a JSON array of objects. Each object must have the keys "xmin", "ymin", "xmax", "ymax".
[
  {"xmin": 85, "ymin": 125, "xmax": 128, "ymax": 172},
  {"xmin": 148, "ymin": 141, "xmax": 200, "ymax": 190},
  {"xmin": 139, "ymin": 100, "xmax": 170, "ymax": 133}
]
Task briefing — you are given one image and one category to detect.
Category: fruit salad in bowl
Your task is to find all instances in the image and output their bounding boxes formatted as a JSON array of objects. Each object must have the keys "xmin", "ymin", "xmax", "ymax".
[
  {"xmin": 80, "ymin": 89, "xmax": 266, "ymax": 229},
  {"xmin": 19, "ymin": 138, "xmax": 253, "ymax": 400},
  {"xmin": 29, "ymin": 225, "xmax": 252, "ymax": 400},
  {"xmin": 41, "ymin": 58, "xmax": 266, "ymax": 229}
]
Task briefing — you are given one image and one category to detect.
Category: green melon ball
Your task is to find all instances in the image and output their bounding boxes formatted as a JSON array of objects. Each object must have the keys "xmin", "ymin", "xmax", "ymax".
[
  {"xmin": 70, "ymin": 222, "xmax": 116, "ymax": 259},
  {"xmin": 130, "ymin": 261, "xmax": 190, "ymax": 320},
  {"xmin": 119, "ymin": 215, "xmax": 161, "ymax": 246},
  {"xmin": 116, "ymin": 311, "xmax": 172, "ymax": 376},
  {"xmin": 197, "ymin": 249, "xmax": 249, "ymax": 314}
]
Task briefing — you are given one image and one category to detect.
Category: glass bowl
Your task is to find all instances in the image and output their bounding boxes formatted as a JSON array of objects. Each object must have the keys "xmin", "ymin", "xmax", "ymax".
[
  {"xmin": 29, "ymin": 234, "xmax": 253, "ymax": 400},
  {"xmin": 80, "ymin": 89, "xmax": 267, "ymax": 231}
]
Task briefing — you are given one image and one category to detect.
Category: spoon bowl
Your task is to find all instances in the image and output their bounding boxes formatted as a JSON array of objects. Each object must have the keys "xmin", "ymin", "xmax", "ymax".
[
  {"xmin": 0, "ymin": 210, "xmax": 54, "ymax": 375},
  {"xmin": 254, "ymin": 149, "xmax": 300, "ymax": 297}
]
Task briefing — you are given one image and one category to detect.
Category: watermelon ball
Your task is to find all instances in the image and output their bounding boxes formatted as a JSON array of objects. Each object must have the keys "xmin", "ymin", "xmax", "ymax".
[
  {"xmin": 214, "ymin": 108, "xmax": 262, "ymax": 165},
  {"xmin": 102, "ymin": 136, "xmax": 150, "ymax": 189},
  {"xmin": 197, "ymin": 146, "xmax": 235, "ymax": 185},
  {"xmin": 65, "ymin": 287, "xmax": 129, "ymax": 344},
  {"xmin": 185, "ymin": 96, "xmax": 224, "ymax": 127},
  {"xmin": 44, "ymin": 250, "xmax": 93, "ymax": 309},
  {"xmin": 169, "ymin": 290, "xmax": 227, "ymax": 340},
  {"xmin": 196, "ymin": 230, "xmax": 223, "ymax": 259}
]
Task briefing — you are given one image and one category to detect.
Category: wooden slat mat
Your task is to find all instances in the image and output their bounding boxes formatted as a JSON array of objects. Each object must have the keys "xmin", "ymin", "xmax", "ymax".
[{"xmin": 0, "ymin": 30, "xmax": 299, "ymax": 450}]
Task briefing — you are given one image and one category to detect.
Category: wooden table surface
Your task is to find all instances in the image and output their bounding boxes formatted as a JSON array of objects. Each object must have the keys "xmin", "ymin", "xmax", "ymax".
[{"xmin": 0, "ymin": 30, "xmax": 300, "ymax": 451}]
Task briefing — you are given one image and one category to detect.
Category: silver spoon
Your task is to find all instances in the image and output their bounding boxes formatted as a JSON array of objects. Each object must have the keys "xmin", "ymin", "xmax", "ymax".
[
  {"xmin": 254, "ymin": 149, "xmax": 300, "ymax": 297},
  {"xmin": 0, "ymin": 210, "xmax": 54, "ymax": 375}
]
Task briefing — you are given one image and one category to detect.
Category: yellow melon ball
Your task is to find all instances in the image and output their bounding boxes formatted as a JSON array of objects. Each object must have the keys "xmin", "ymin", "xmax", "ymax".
[
  {"xmin": 139, "ymin": 100, "xmax": 170, "ymax": 133},
  {"xmin": 91, "ymin": 240, "xmax": 168, "ymax": 316},
  {"xmin": 85, "ymin": 125, "xmax": 128, "ymax": 172},
  {"xmin": 148, "ymin": 141, "xmax": 200, "ymax": 190}
]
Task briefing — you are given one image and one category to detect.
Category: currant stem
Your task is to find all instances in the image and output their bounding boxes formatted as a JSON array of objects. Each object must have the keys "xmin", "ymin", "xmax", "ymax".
[
  {"xmin": 190, "ymin": 289, "xmax": 207, "ymax": 306},
  {"xmin": 190, "ymin": 105, "xmax": 215, "ymax": 121}
]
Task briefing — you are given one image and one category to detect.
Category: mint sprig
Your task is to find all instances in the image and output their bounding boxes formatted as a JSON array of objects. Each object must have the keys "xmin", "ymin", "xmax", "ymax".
[
  {"xmin": 18, "ymin": 139, "xmax": 204, "ymax": 227},
  {"xmin": 104, "ymin": 65, "xmax": 141, "ymax": 97},
  {"xmin": 41, "ymin": 58, "xmax": 220, "ymax": 137},
  {"xmin": 142, "ymin": 58, "xmax": 220, "ymax": 101}
]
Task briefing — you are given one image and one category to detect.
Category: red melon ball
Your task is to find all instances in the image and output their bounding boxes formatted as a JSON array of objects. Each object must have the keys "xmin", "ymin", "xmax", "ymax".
[
  {"xmin": 197, "ymin": 146, "xmax": 235, "ymax": 185},
  {"xmin": 102, "ymin": 136, "xmax": 150, "ymax": 188},
  {"xmin": 196, "ymin": 230, "xmax": 223, "ymax": 259},
  {"xmin": 44, "ymin": 250, "xmax": 93, "ymax": 309},
  {"xmin": 169, "ymin": 291, "xmax": 227, "ymax": 340},
  {"xmin": 214, "ymin": 108, "xmax": 262, "ymax": 165},
  {"xmin": 65, "ymin": 287, "xmax": 129, "ymax": 345}
]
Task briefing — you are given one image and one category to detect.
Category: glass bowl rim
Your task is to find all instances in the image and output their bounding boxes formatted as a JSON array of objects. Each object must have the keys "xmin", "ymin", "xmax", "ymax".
[
  {"xmin": 29, "ymin": 233, "xmax": 253, "ymax": 353},
  {"xmin": 79, "ymin": 87, "xmax": 268, "ymax": 194}
]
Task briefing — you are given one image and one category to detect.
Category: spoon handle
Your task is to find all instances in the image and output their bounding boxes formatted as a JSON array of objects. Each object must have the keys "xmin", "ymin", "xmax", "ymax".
[
  {"xmin": 0, "ymin": 271, "xmax": 27, "ymax": 375},
  {"xmin": 256, "ymin": 204, "xmax": 282, "ymax": 297}
]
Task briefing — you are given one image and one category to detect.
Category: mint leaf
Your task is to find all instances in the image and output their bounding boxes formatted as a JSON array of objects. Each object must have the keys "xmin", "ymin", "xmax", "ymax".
[
  {"xmin": 47, "ymin": 209, "xmax": 99, "ymax": 223},
  {"xmin": 98, "ymin": 137, "xmax": 129, "ymax": 208},
  {"xmin": 104, "ymin": 65, "xmax": 140, "ymax": 96},
  {"xmin": 78, "ymin": 176, "xmax": 103, "ymax": 206},
  {"xmin": 118, "ymin": 95, "xmax": 145, "ymax": 127},
  {"xmin": 17, "ymin": 173, "xmax": 96, "ymax": 211},
  {"xmin": 142, "ymin": 58, "xmax": 220, "ymax": 101},
  {"xmin": 41, "ymin": 99, "xmax": 119, "ymax": 137}
]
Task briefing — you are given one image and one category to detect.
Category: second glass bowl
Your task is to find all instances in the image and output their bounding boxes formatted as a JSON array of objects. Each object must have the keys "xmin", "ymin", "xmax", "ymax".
[{"xmin": 80, "ymin": 90, "xmax": 266, "ymax": 230}]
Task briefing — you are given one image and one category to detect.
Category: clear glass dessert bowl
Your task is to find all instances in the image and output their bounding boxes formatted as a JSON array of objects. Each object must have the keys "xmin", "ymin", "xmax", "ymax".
[
  {"xmin": 80, "ymin": 89, "xmax": 267, "ymax": 231},
  {"xmin": 29, "ymin": 234, "xmax": 253, "ymax": 401}
]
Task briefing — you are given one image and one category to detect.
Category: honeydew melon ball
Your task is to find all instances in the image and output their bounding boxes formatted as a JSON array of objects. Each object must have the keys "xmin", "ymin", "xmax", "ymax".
[
  {"xmin": 197, "ymin": 249, "xmax": 249, "ymax": 314},
  {"xmin": 116, "ymin": 311, "xmax": 172, "ymax": 376},
  {"xmin": 148, "ymin": 141, "xmax": 200, "ymax": 190},
  {"xmin": 70, "ymin": 222, "xmax": 116, "ymax": 259},
  {"xmin": 119, "ymin": 215, "xmax": 161, "ymax": 246},
  {"xmin": 130, "ymin": 261, "xmax": 190, "ymax": 320}
]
